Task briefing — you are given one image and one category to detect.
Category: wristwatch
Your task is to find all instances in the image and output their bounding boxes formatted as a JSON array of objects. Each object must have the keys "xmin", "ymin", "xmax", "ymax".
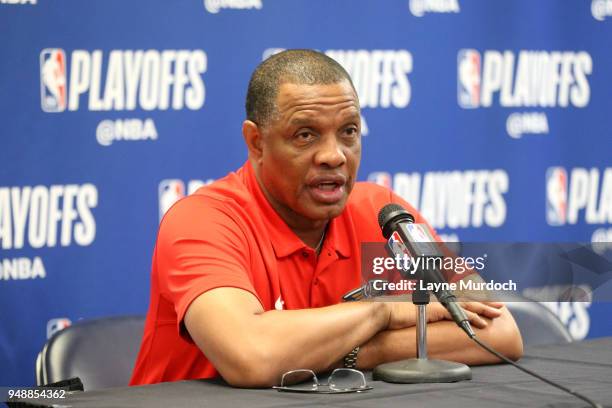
[{"xmin": 343, "ymin": 346, "xmax": 360, "ymax": 369}]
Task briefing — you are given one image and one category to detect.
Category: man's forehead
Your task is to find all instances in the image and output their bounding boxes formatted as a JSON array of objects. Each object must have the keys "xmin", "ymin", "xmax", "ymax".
[
  {"xmin": 277, "ymin": 80, "xmax": 356, "ymax": 96},
  {"xmin": 275, "ymin": 81, "xmax": 360, "ymax": 112}
]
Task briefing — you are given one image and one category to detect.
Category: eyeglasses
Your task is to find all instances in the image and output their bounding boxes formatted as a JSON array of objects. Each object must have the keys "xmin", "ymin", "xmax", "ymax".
[{"xmin": 273, "ymin": 368, "xmax": 372, "ymax": 394}]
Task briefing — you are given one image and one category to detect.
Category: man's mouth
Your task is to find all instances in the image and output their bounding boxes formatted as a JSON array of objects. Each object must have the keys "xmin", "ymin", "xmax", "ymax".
[
  {"xmin": 317, "ymin": 181, "xmax": 340, "ymax": 191},
  {"xmin": 308, "ymin": 176, "xmax": 348, "ymax": 204}
]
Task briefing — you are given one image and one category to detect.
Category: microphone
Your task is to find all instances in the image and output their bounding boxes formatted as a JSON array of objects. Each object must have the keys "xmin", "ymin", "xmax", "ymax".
[
  {"xmin": 375, "ymin": 204, "xmax": 603, "ymax": 407},
  {"xmin": 377, "ymin": 203, "xmax": 475, "ymax": 337}
]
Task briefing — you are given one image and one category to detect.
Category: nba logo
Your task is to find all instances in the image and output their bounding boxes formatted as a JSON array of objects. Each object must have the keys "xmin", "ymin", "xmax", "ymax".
[
  {"xmin": 159, "ymin": 179, "xmax": 185, "ymax": 220},
  {"xmin": 46, "ymin": 318, "xmax": 72, "ymax": 339},
  {"xmin": 457, "ymin": 49, "xmax": 481, "ymax": 109},
  {"xmin": 389, "ymin": 231, "xmax": 405, "ymax": 248},
  {"xmin": 40, "ymin": 48, "xmax": 67, "ymax": 112},
  {"xmin": 546, "ymin": 167, "xmax": 568, "ymax": 226},
  {"xmin": 388, "ymin": 231, "xmax": 412, "ymax": 272},
  {"xmin": 368, "ymin": 172, "xmax": 393, "ymax": 190},
  {"xmin": 389, "ymin": 231, "xmax": 411, "ymax": 257}
]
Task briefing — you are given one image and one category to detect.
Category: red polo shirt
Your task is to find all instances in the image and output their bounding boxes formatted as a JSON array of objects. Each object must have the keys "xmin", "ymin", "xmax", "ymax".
[{"xmin": 130, "ymin": 161, "xmax": 439, "ymax": 385}]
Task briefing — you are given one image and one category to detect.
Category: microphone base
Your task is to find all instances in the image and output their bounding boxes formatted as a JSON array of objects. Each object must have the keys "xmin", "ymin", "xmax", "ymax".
[{"xmin": 373, "ymin": 358, "xmax": 472, "ymax": 384}]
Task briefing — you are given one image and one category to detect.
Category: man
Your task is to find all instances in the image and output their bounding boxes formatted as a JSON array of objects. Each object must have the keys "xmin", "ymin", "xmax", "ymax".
[{"xmin": 130, "ymin": 49, "xmax": 522, "ymax": 388}]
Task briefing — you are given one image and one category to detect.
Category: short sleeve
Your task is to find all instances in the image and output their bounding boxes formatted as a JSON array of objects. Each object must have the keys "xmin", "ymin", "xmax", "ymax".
[{"xmin": 155, "ymin": 195, "xmax": 261, "ymax": 339}]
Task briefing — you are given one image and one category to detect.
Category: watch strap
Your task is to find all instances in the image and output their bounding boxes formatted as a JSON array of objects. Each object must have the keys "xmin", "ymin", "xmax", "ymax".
[{"xmin": 343, "ymin": 346, "xmax": 360, "ymax": 369}]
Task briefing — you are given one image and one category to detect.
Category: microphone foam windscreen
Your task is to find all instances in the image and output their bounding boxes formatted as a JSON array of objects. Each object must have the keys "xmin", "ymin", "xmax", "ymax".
[{"xmin": 377, "ymin": 203, "xmax": 406, "ymax": 229}]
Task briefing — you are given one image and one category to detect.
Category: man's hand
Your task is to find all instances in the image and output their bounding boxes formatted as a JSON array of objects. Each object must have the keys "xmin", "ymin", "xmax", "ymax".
[
  {"xmin": 357, "ymin": 303, "xmax": 522, "ymax": 369},
  {"xmin": 385, "ymin": 300, "xmax": 504, "ymax": 330}
]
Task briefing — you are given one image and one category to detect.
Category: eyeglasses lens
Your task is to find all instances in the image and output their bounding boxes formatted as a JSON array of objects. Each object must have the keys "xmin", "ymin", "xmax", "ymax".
[
  {"xmin": 329, "ymin": 369, "xmax": 366, "ymax": 391},
  {"xmin": 281, "ymin": 370, "xmax": 318, "ymax": 391}
]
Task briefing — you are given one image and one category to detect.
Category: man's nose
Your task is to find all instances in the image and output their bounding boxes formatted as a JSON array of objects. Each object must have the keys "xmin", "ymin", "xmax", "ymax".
[{"xmin": 314, "ymin": 134, "xmax": 346, "ymax": 168}]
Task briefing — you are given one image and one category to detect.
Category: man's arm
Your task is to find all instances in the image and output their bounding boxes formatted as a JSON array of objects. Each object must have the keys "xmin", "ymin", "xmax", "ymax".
[
  {"xmin": 184, "ymin": 287, "xmax": 506, "ymax": 387},
  {"xmin": 357, "ymin": 304, "xmax": 523, "ymax": 369},
  {"xmin": 354, "ymin": 273, "xmax": 524, "ymax": 368},
  {"xmin": 185, "ymin": 288, "xmax": 389, "ymax": 388}
]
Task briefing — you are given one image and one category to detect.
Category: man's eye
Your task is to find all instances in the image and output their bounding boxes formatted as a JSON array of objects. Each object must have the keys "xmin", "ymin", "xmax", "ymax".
[
  {"xmin": 343, "ymin": 127, "xmax": 359, "ymax": 138},
  {"xmin": 296, "ymin": 132, "xmax": 315, "ymax": 142}
]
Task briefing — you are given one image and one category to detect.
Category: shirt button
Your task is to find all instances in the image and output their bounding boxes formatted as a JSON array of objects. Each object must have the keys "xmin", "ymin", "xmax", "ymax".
[
  {"xmin": 327, "ymin": 252, "xmax": 331, "ymax": 256},
  {"xmin": 302, "ymin": 251, "xmax": 309, "ymax": 258},
  {"xmin": 313, "ymin": 278, "xmax": 319, "ymax": 285}
]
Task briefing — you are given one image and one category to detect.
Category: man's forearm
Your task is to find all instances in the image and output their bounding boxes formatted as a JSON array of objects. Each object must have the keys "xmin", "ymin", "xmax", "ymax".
[
  {"xmin": 357, "ymin": 306, "xmax": 523, "ymax": 369},
  {"xmin": 249, "ymin": 302, "xmax": 389, "ymax": 381},
  {"xmin": 186, "ymin": 289, "xmax": 394, "ymax": 387}
]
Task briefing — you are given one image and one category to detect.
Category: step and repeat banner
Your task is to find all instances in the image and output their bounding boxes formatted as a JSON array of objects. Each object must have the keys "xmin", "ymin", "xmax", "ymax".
[{"xmin": 1, "ymin": 0, "xmax": 611, "ymax": 386}]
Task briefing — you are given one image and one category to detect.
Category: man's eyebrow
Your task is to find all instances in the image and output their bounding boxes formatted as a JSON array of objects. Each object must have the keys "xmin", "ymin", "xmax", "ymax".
[
  {"xmin": 289, "ymin": 109, "xmax": 360, "ymax": 126},
  {"xmin": 289, "ymin": 117, "xmax": 317, "ymax": 126},
  {"xmin": 340, "ymin": 111, "xmax": 361, "ymax": 123}
]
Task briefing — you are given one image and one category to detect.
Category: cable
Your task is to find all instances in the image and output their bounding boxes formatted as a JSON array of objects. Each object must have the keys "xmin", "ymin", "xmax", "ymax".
[{"xmin": 469, "ymin": 333, "xmax": 603, "ymax": 408}]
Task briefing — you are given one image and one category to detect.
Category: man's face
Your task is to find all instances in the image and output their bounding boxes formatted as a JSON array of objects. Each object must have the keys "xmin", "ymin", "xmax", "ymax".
[{"xmin": 256, "ymin": 80, "xmax": 362, "ymax": 228}]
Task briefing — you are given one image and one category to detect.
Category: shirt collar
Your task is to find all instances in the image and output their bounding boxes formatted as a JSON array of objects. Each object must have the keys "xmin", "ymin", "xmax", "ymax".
[{"xmin": 243, "ymin": 160, "xmax": 351, "ymax": 259}]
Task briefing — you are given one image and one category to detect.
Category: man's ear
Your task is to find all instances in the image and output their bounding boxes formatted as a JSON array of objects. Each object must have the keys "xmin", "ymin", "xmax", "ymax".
[{"xmin": 242, "ymin": 120, "xmax": 264, "ymax": 163}]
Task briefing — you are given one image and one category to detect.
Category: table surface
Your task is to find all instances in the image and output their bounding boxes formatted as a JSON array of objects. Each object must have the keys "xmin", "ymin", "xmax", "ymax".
[{"xmin": 7, "ymin": 338, "xmax": 612, "ymax": 408}]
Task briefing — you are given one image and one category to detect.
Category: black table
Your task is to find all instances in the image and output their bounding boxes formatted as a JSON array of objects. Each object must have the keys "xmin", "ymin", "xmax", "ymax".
[{"xmin": 7, "ymin": 338, "xmax": 612, "ymax": 408}]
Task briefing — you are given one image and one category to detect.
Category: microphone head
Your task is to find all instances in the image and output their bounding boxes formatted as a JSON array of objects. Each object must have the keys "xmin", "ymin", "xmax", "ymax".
[{"xmin": 377, "ymin": 203, "xmax": 414, "ymax": 231}]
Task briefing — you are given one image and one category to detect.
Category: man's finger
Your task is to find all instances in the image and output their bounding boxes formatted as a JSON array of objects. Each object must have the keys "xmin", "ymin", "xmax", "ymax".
[
  {"xmin": 461, "ymin": 302, "xmax": 503, "ymax": 319},
  {"xmin": 482, "ymin": 301, "xmax": 504, "ymax": 308},
  {"xmin": 465, "ymin": 310, "xmax": 487, "ymax": 329}
]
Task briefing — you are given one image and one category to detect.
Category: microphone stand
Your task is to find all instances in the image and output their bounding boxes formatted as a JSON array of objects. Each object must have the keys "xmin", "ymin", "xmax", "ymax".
[{"xmin": 373, "ymin": 277, "xmax": 472, "ymax": 383}]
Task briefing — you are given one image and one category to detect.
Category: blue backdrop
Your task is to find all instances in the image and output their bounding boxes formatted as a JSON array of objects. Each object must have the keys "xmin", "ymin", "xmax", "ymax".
[{"xmin": 1, "ymin": 0, "xmax": 611, "ymax": 386}]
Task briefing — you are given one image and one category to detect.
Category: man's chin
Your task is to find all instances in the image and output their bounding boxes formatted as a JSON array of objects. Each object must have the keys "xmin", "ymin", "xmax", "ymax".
[{"xmin": 305, "ymin": 201, "xmax": 347, "ymax": 221}]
